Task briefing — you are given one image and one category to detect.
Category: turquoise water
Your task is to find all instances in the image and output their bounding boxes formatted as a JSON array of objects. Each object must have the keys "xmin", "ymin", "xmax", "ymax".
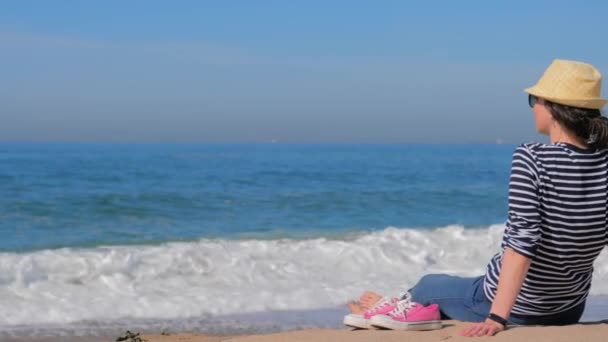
[{"xmin": 0, "ymin": 143, "xmax": 513, "ymax": 252}]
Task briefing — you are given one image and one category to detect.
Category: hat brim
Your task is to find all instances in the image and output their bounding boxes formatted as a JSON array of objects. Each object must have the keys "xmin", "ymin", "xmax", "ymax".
[{"xmin": 525, "ymin": 86, "xmax": 607, "ymax": 110}]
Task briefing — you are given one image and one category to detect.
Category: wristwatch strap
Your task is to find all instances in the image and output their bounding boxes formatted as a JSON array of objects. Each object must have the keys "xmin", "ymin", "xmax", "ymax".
[{"xmin": 487, "ymin": 313, "xmax": 508, "ymax": 327}]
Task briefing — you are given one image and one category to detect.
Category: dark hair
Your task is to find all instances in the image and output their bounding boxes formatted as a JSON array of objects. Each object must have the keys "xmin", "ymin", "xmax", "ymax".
[{"xmin": 544, "ymin": 101, "xmax": 608, "ymax": 149}]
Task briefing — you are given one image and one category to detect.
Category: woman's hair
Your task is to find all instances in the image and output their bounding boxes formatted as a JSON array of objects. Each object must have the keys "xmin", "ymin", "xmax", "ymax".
[{"xmin": 545, "ymin": 101, "xmax": 608, "ymax": 149}]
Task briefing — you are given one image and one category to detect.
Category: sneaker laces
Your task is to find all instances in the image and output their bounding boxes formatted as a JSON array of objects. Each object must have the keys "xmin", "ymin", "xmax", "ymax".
[{"xmin": 387, "ymin": 296, "xmax": 418, "ymax": 318}]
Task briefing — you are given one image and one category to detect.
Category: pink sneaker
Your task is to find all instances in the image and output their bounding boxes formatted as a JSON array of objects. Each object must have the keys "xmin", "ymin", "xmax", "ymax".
[
  {"xmin": 343, "ymin": 296, "xmax": 399, "ymax": 329},
  {"xmin": 369, "ymin": 299, "xmax": 442, "ymax": 331}
]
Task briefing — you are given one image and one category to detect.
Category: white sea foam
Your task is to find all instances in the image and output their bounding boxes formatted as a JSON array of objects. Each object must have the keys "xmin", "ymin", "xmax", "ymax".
[{"xmin": 0, "ymin": 225, "xmax": 606, "ymax": 328}]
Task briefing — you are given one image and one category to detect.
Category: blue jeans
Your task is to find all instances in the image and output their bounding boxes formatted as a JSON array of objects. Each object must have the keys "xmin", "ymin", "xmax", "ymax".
[{"xmin": 408, "ymin": 274, "xmax": 585, "ymax": 326}]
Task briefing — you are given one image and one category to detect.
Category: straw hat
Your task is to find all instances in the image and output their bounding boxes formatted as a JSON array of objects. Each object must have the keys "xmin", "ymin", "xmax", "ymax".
[{"xmin": 525, "ymin": 59, "xmax": 607, "ymax": 109}]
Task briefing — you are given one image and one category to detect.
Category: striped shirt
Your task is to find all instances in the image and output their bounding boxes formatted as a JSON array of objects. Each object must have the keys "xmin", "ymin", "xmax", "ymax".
[{"xmin": 484, "ymin": 142, "xmax": 608, "ymax": 316}]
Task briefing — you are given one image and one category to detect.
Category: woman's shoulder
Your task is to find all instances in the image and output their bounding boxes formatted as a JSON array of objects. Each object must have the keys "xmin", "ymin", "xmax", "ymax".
[
  {"xmin": 516, "ymin": 141, "xmax": 552, "ymax": 152},
  {"xmin": 512, "ymin": 142, "xmax": 547, "ymax": 159},
  {"xmin": 513, "ymin": 141, "xmax": 608, "ymax": 168},
  {"xmin": 513, "ymin": 141, "xmax": 591, "ymax": 155},
  {"xmin": 511, "ymin": 142, "xmax": 567, "ymax": 167},
  {"xmin": 505, "ymin": 144, "xmax": 539, "ymax": 177}
]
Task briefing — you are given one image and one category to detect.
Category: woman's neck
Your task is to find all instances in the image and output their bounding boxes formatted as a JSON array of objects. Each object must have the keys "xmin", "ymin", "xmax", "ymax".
[{"xmin": 549, "ymin": 126, "xmax": 588, "ymax": 149}]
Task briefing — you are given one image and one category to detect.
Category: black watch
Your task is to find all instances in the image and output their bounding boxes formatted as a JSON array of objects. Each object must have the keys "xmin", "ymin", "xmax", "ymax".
[{"xmin": 487, "ymin": 313, "xmax": 508, "ymax": 327}]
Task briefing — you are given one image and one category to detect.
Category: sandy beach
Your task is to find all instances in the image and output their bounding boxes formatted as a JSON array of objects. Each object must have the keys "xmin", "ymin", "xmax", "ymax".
[
  {"xmin": 132, "ymin": 320, "xmax": 608, "ymax": 342},
  {"xmin": 2, "ymin": 320, "xmax": 606, "ymax": 342}
]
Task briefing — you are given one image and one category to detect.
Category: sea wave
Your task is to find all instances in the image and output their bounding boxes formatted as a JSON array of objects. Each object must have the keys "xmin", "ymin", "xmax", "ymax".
[{"xmin": 0, "ymin": 225, "xmax": 606, "ymax": 327}]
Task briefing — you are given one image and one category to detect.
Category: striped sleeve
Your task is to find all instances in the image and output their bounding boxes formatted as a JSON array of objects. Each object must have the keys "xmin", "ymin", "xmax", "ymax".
[{"xmin": 504, "ymin": 145, "xmax": 542, "ymax": 259}]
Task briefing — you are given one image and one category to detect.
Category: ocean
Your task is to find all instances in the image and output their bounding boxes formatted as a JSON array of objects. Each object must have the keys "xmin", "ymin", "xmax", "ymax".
[{"xmin": 0, "ymin": 143, "xmax": 606, "ymax": 337}]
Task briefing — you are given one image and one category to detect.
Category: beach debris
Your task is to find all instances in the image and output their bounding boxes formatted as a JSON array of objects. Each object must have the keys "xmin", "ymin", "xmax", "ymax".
[{"xmin": 116, "ymin": 330, "xmax": 147, "ymax": 342}]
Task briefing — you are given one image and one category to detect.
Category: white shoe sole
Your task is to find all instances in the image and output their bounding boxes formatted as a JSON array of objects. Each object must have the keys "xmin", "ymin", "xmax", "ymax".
[
  {"xmin": 370, "ymin": 315, "xmax": 442, "ymax": 331},
  {"xmin": 343, "ymin": 314, "xmax": 370, "ymax": 329}
]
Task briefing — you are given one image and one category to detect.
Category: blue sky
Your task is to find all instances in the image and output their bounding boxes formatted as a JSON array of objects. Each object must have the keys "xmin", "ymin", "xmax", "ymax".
[{"xmin": 2, "ymin": 1, "xmax": 608, "ymax": 143}]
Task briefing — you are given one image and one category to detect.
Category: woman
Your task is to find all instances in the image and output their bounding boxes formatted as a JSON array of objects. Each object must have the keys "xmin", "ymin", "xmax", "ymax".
[{"xmin": 348, "ymin": 59, "xmax": 608, "ymax": 337}]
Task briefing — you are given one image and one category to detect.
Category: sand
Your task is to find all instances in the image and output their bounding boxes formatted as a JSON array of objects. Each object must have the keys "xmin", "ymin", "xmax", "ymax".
[
  {"xmin": 137, "ymin": 320, "xmax": 608, "ymax": 342},
  {"xmin": 3, "ymin": 319, "xmax": 607, "ymax": 341}
]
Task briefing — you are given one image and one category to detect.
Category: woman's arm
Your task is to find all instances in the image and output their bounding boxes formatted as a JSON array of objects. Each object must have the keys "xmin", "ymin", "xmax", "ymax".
[
  {"xmin": 462, "ymin": 145, "xmax": 540, "ymax": 337},
  {"xmin": 460, "ymin": 248, "xmax": 532, "ymax": 337},
  {"xmin": 489, "ymin": 248, "xmax": 532, "ymax": 319}
]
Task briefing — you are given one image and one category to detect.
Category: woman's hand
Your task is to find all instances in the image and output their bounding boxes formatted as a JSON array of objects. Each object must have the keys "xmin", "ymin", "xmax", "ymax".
[{"xmin": 460, "ymin": 319, "xmax": 505, "ymax": 337}]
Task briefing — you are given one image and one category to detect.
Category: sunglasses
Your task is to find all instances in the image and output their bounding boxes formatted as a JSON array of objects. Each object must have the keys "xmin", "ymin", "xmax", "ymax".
[{"xmin": 528, "ymin": 94, "xmax": 539, "ymax": 108}]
